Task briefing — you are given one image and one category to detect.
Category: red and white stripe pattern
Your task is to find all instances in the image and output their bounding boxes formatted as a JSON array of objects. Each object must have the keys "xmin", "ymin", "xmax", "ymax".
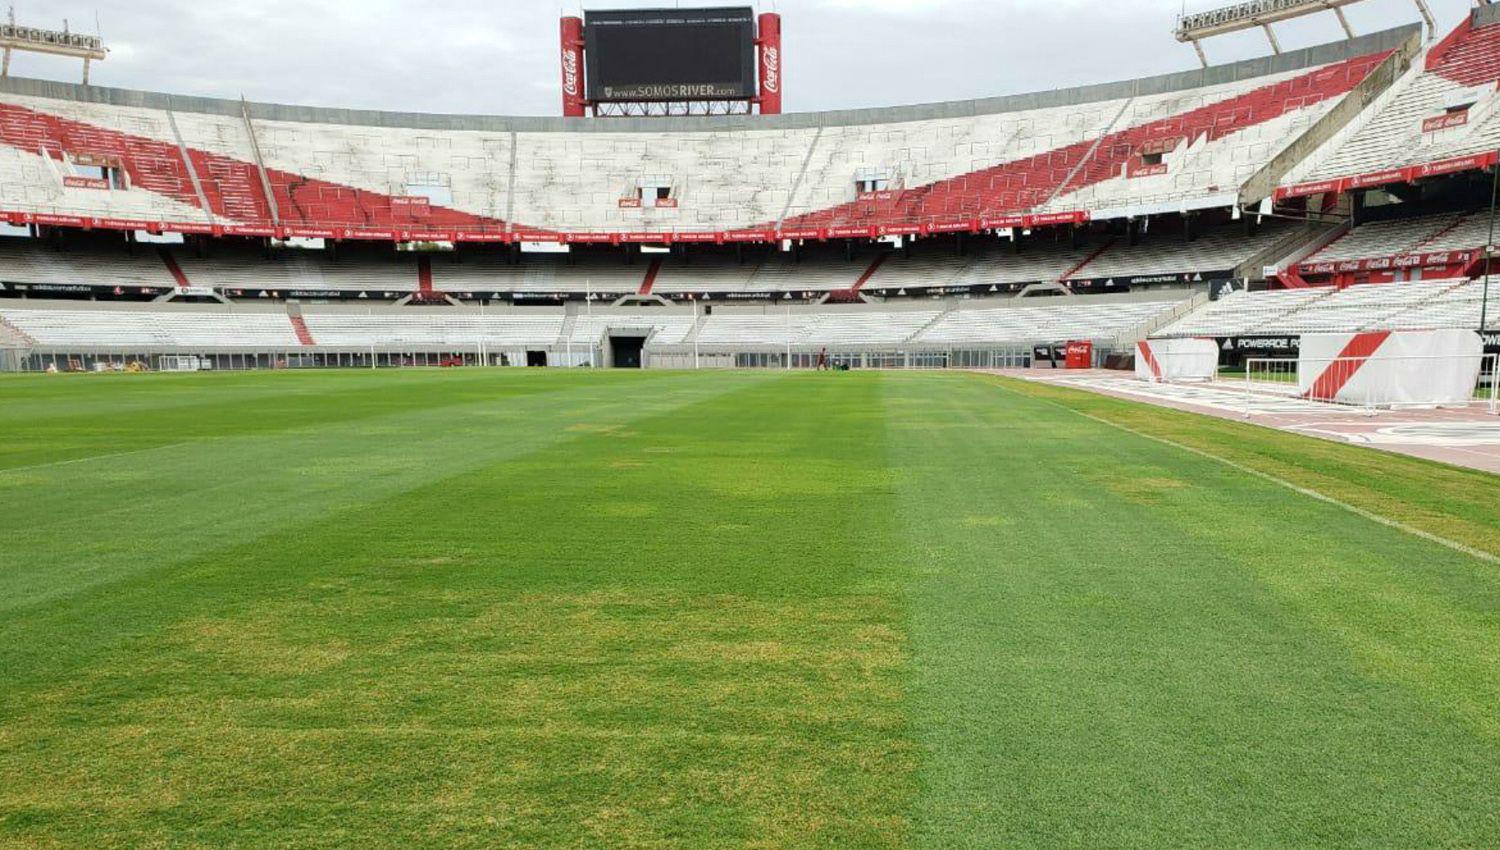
[{"xmin": 1301, "ymin": 331, "xmax": 1390, "ymax": 401}]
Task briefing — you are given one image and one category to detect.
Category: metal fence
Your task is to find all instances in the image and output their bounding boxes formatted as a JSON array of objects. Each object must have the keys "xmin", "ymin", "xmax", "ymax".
[
  {"xmin": 1244, "ymin": 353, "xmax": 1499, "ymax": 414},
  {"xmin": 1, "ymin": 344, "xmax": 1062, "ymax": 374}
]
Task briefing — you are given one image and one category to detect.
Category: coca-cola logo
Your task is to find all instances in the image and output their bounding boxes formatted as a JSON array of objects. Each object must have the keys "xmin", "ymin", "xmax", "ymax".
[
  {"xmin": 761, "ymin": 46, "xmax": 779, "ymax": 94},
  {"xmin": 562, "ymin": 49, "xmax": 580, "ymax": 97}
]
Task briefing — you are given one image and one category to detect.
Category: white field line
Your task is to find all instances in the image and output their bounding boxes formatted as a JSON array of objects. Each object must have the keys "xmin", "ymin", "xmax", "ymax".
[
  {"xmin": 994, "ymin": 381, "xmax": 1500, "ymax": 567},
  {"xmin": 0, "ymin": 442, "xmax": 196, "ymax": 476}
]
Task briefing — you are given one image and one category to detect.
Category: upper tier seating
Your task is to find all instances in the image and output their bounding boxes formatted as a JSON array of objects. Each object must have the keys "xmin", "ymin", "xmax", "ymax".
[
  {"xmin": 1284, "ymin": 15, "xmax": 1500, "ymax": 186},
  {"xmin": 0, "ymin": 28, "xmax": 1407, "ymax": 238}
]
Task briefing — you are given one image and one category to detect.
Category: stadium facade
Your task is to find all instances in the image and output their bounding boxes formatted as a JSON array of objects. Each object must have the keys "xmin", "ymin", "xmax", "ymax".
[{"xmin": 0, "ymin": 5, "xmax": 1497, "ymax": 371}]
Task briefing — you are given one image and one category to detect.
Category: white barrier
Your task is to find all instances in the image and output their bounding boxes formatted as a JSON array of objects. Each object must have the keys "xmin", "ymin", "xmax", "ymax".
[
  {"xmin": 1302, "ymin": 330, "xmax": 1485, "ymax": 408},
  {"xmin": 1245, "ymin": 330, "xmax": 1496, "ymax": 413},
  {"xmin": 1136, "ymin": 338, "xmax": 1218, "ymax": 383}
]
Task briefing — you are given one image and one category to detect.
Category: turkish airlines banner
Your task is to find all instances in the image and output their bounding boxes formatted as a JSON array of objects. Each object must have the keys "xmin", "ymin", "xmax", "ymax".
[
  {"xmin": 1298, "ymin": 329, "xmax": 1483, "ymax": 407},
  {"xmin": 1136, "ymin": 338, "xmax": 1218, "ymax": 382},
  {"xmin": 1275, "ymin": 152, "xmax": 1500, "ymax": 201}
]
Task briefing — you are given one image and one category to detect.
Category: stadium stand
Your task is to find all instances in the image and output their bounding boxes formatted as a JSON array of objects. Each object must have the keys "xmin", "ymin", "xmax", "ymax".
[
  {"xmin": 1299, "ymin": 211, "xmax": 1491, "ymax": 262},
  {"xmin": 0, "ymin": 305, "xmax": 302, "ymax": 348},
  {"xmin": 1063, "ymin": 218, "xmax": 1301, "ymax": 282},
  {"xmin": 1280, "ymin": 7, "xmax": 1500, "ymax": 193},
  {"xmin": 0, "ymin": 235, "xmax": 178, "ymax": 289},
  {"xmin": 0, "ymin": 27, "xmax": 1414, "ymax": 241},
  {"xmin": 302, "ymin": 312, "xmax": 566, "ymax": 349},
  {"xmin": 0, "ymin": 214, "xmax": 1304, "ymax": 301},
  {"xmin": 1155, "ymin": 278, "xmax": 1498, "ymax": 338},
  {"xmin": 0, "ymin": 291, "xmax": 1194, "ymax": 359},
  {"xmin": 6, "ymin": 18, "xmax": 1500, "ymax": 373}
]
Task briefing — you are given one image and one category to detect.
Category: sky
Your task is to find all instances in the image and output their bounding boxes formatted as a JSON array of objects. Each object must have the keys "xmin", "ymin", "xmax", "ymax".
[{"xmin": 11, "ymin": 0, "xmax": 1479, "ymax": 116}]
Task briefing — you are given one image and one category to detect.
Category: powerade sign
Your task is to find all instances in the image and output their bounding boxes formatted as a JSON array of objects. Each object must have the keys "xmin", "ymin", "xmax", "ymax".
[
  {"xmin": 1219, "ymin": 335, "xmax": 1300, "ymax": 354},
  {"xmin": 1216, "ymin": 336, "xmax": 1300, "ymax": 366},
  {"xmin": 1483, "ymin": 330, "xmax": 1500, "ymax": 355}
]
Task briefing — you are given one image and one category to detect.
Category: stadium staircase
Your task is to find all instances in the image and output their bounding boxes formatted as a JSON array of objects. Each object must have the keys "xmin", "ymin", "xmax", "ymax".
[
  {"xmin": 158, "ymin": 247, "xmax": 191, "ymax": 289},
  {"xmin": 0, "ymin": 313, "xmax": 36, "ymax": 347},
  {"xmin": 1274, "ymin": 221, "xmax": 1351, "ymax": 287},
  {"xmin": 1057, "ymin": 238, "xmax": 1117, "ymax": 283},
  {"xmin": 1412, "ymin": 213, "xmax": 1475, "ymax": 252},
  {"xmin": 284, "ymin": 302, "xmax": 317, "ymax": 346},
  {"xmin": 556, "ymin": 313, "xmax": 578, "ymax": 348},
  {"xmin": 684, "ymin": 311, "xmax": 709, "ymax": 346},
  {"xmin": 417, "ymin": 256, "xmax": 435, "ymax": 298},
  {"xmin": 288, "ymin": 316, "xmax": 316, "ymax": 346},
  {"xmin": 902, "ymin": 306, "xmax": 958, "ymax": 345},
  {"xmin": 638, "ymin": 258, "xmax": 663, "ymax": 296},
  {"xmin": 1124, "ymin": 294, "xmax": 1208, "ymax": 344},
  {"xmin": 1274, "ymin": 285, "xmax": 1339, "ymax": 322},
  {"xmin": 828, "ymin": 254, "xmax": 889, "ymax": 302}
]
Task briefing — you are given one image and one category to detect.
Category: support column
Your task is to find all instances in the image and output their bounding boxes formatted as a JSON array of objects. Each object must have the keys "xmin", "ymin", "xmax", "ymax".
[{"xmin": 1262, "ymin": 24, "xmax": 1282, "ymax": 55}]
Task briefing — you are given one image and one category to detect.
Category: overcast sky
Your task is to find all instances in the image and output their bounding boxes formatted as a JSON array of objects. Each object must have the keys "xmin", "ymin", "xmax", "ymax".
[{"xmin": 13, "ymin": 0, "xmax": 1477, "ymax": 116}]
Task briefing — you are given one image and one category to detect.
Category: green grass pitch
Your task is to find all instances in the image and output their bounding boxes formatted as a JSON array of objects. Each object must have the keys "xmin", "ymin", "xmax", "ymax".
[{"xmin": 1, "ymin": 368, "xmax": 1498, "ymax": 849}]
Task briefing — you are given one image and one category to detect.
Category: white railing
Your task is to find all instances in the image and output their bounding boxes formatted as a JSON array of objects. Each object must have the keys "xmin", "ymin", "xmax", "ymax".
[{"xmin": 1245, "ymin": 353, "xmax": 1498, "ymax": 414}]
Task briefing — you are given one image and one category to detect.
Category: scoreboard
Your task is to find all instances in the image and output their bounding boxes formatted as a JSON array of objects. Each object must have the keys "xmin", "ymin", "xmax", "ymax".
[{"xmin": 561, "ymin": 7, "xmax": 780, "ymax": 116}]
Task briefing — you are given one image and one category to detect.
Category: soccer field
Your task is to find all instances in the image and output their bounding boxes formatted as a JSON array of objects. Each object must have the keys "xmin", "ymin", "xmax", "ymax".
[{"xmin": 2, "ymin": 369, "xmax": 1498, "ymax": 849}]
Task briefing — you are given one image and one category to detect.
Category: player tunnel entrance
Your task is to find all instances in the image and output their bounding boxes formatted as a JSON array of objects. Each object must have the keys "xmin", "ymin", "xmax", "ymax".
[{"xmin": 608, "ymin": 335, "xmax": 647, "ymax": 369}]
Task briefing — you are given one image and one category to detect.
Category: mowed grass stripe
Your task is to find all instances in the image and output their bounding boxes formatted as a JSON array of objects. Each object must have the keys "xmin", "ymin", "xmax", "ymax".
[
  {"xmin": 881, "ymin": 372, "xmax": 1500, "ymax": 849},
  {"xmin": 0, "ymin": 370, "xmax": 756, "ymax": 613},
  {"xmin": 0, "ymin": 369, "xmax": 674, "ymax": 470},
  {"xmin": 0, "ymin": 372, "xmax": 914, "ymax": 850}
]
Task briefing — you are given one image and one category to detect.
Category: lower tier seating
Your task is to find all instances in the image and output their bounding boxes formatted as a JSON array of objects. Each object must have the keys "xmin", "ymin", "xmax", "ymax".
[{"xmin": 0, "ymin": 294, "xmax": 1192, "ymax": 353}]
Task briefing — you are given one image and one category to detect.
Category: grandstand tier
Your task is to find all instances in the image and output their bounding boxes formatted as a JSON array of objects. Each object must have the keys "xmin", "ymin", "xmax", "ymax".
[
  {"xmin": 1288, "ymin": 211, "xmax": 1492, "ymax": 285},
  {"xmin": 1155, "ymin": 277, "xmax": 1499, "ymax": 339},
  {"xmin": 1278, "ymin": 6, "xmax": 1500, "ymax": 199},
  {"xmin": 0, "ymin": 214, "xmax": 1298, "ymax": 301},
  {"xmin": 0, "ymin": 293, "xmax": 1194, "ymax": 360},
  {"xmin": 0, "ymin": 26, "xmax": 1415, "ymax": 244}
]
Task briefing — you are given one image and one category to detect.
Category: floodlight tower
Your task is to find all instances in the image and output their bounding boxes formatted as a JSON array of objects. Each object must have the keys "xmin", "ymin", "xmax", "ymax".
[
  {"xmin": 1174, "ymin": 0, "xmax": 1435, "ymax": 68},
  {"xmin": 0, "ymin": 8, "xmax": 108, "ymax": 85}
]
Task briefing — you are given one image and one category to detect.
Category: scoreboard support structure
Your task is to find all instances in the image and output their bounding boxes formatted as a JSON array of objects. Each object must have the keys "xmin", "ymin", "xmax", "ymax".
[{"xmin": 560, "ymin": 11, "xmax": 782, "ymax": 118}]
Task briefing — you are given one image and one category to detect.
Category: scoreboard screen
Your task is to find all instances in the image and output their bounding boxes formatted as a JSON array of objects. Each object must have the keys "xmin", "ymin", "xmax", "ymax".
[{"xmin": 584, "ymin": 7, "xmax": 756, "ymax": 102}]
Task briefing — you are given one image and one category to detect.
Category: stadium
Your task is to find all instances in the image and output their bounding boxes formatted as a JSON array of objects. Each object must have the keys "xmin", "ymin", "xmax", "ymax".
[{"xmin": 1, "ymin": 0, "xmax": 1499, "ymax": 846}]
